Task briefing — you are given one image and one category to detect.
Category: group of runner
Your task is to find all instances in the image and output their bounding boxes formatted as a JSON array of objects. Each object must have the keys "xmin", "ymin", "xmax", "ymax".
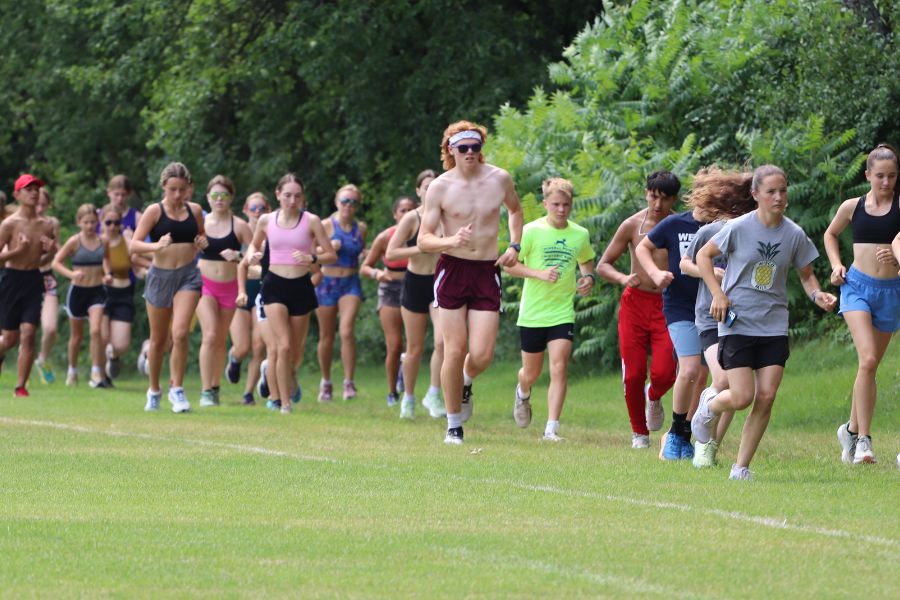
[{"xmin": 1, "ymin": 121, "xmax": 897, "ymax": 479}]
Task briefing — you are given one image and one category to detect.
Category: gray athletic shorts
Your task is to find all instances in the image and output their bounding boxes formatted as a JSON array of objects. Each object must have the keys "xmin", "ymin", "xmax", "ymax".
[
  {"xmin": 377, "ymin": 278, "xmax": 403, "ymax": 311},
  {"xmin": 143, "ymin": 262, "xmax": 202, "ymax": 308}
]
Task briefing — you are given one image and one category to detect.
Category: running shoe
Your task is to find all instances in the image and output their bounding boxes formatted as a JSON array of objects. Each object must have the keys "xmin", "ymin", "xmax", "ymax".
[
  {"xmin": 542, "ymin": 431, "xmax": 565, "ymax": 442},
  {"xmin": 199, "ymin": 390, "xmax": 217, "ymax": 407},
  {"xmin": 728, "ymin": 464, "xmax": 753, "ymax": 481},
  {"xmin": 89, "ymin": 376, "xmax": 111, "ymax": 389},
  {"xmin": 14, "ymin": 386, "xmax": 29, "ymax": 397},
  {"xmin": 168, "ymin": 387, "xmax": 191, "ymax": 413},
  {"xmin": 145, "ymin": 388, "xmax": 162, "ymax": 411},
  {"xmin": 645, "ymin": 382, "xmax": 663, "ymax": 432},
  {"xmin": 680, "ymin": 437, "xmax": 695, "ymax": 460},
  {"xmin": 661, "ymin": 432, "xmax": 683, "ymax": 460},
  {"xmin": 136, "ymin": 340, "xmax": 150, "ymax": 377},
  {"xmin": 632, "ymin": 433, "xmax": 650, "ymax": 449},
  {"xmin": 35, "ymin": 359, "xmax": 55, "ymax": 384},
  {"xmin": 211, "ymin": 386, "xmax": 220, "ymax": 405},
  {"xmin": 266, "ymin": 399, "xmax": 282, "ymax": 411},
  {"xmin": 837, "ymin": 422, "xmax": 857, "ymax": 465},
  {"xmin": 444, "ymin": 426, "xmax": 464, "ymax": 445},
  {"xmin": 422, "ymin": 390, "xmax": 446, "ymax": 418},
  {"xmin": 242, "ymin": 392, "xmax": 255, "ymax": 406},
  {"xmin": 257, "ymin": 360, "xmax": 270, "ymax": 399},
  {"xmin": 386, "ymin": 392, "xmax": 399, "ymax": 407},
  {"xmin": 65, "ymin": 371, "xmax": 78, "ymax": 386},
  {"xmin": 343, "ymin": 380, "xmax": 357, "ymax": 400},
  {"xmin": 690, "ymin": 387, "xmax": 720, "ymax": 444},
  {"xmin": 397, "ymin": 353, "xmax": 405, "ymax": 393},
  {"xmin": 280, "ymin": 402, "xmax": 292, "ymax": 415},
  {"xmin": 400, "ymin": 396, "xmax": 415, "ymax": 419},
  {"xmin": 461, "ymin": 384, "xmax": 473, "ymax": 423},
  {"xmin": 226, "ymin": 349, "xmax": 241, "ymax": 384},
  {"xmin": 692, "ymin": 440, "xmax": 718, "ymax": 468},
  {"xmin": 318, "ymin": 380, "xmax": 333, "ymax": 403},
  {"xmin": 853, "ymin": 436, "xmax": 876, "ymax": 464},
  {"xmin": 105, "ymin": 344, "xmax": 121, "ymax": 380},
  {"xmin": 290, "ymin": 383, "xmax": 302, "ymax": 404},
  {"xmin": 513, "ymin": 384, "xmax": 532, "ymax": 428}
]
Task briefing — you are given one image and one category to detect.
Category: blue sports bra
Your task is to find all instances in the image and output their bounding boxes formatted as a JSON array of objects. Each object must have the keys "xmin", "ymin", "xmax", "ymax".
[{"xmin": 331, "ymin": 217, "xmax": 364, "ymax": 268}]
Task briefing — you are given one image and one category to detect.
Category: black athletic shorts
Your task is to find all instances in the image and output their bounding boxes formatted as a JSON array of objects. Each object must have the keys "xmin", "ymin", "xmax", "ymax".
[
  {"xmin": 401, "ymin": 271, "xmax": 434, "ymax": 314},
  {"xmin": 260, "ymin": 271, "xmax": 317, "ymax": 317},
  {"xmin": 238, "ymin": 278, "xmax": 262, "ymax": 312},
  {"xmin": 717, "ymin": 334, "xmax": 789, "ymax": 371},
  {"xmin": 0, "ymin": 268, "xmax": 43, "ymax": 330},
  {"xmin": 520, "ymin": 323, "xmax": 575, "ymax": 354},
  {"xmin": 698, "ymin": 328, "xmax": 719, "ymax": 367},
  {"xmin": 104, "ymin": 284, "xmax": 135, "ymax": 322},
  {"xmin": 66, "ymin": 284, "xmax": 107, "ymax": 319}
]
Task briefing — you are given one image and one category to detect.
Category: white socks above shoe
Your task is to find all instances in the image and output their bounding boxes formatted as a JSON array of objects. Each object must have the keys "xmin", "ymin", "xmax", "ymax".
[
  {"xmin": 67, "ymin": 366, "xmax": 78, "ymax": 376},
  {"xmin": 463, "ymin": 371, "xmax": 473, "ymax": 386},
  {"xmin": 545, "ymin": 420, "xmax": 559, "ymax": 436},
  {"xmin": 403, "ymin": 393, "xmax": 415, "ymax": 404},
  {"xmin": 427, "ymin": 385, "xmax": 440, "ymax": 396},
  {"xmin": 447, "ymin": 412, "xmax": 463, "ymax": 429}
]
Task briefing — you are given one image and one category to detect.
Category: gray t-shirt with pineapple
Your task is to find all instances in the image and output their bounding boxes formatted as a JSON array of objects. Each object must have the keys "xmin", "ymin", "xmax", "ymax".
[{"xmin": 710, "ymin": 211, "xmax": 818, "ymax": 337}]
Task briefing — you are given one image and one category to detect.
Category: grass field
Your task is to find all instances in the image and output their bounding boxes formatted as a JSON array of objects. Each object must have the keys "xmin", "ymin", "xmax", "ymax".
[{"xmin": 1, "ymin": 339, "xmax": 898, "ymax": 598}]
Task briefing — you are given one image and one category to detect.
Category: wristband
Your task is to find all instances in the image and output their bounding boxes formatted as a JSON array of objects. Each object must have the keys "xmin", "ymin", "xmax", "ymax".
[
  {"xmin": 311, "ymin": 253, "xmax": 318, "ymax": 264},
  {"xmin": 582, "ymin": 272, "xmax": 597, "ymax": 282},
  {"xmin": 370, "ymin": 270, "xmax": 378, "ymax": 280},
  {"xmin": 509, "ymin": 242, "xmax": 521, "ymax": 253},
  {"xmin": 809, "ymin": 289, "xmax": 819, "ymax": 302}
]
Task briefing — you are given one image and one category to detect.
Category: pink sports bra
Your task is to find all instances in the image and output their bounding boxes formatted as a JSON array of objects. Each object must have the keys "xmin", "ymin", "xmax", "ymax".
[{"xmin": 267, "ymin": 210, "xmax": 312, "ymax": 265}]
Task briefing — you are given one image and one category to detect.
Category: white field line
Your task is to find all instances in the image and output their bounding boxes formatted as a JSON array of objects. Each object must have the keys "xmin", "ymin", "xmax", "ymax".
[
  {"xmin": 479, "ymin": 479, "xmax": 900, "ymax": 549},
  {"xmin": 0, "ymin": 417, "xmax": 339, "ymax": 464},
  {"xmin": 3, "ymin": 417, "xmax": 897, "ymax": 550}
]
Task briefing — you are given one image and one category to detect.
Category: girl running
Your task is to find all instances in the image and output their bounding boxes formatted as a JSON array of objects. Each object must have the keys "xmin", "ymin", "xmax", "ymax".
[
  {"xmin": 385, "ymin": 170, "xmax": 446, "ymax": 419},
  {"xmin": 131, "ymin": 162, "xmax": 208, "ymax": 413},
  {"xmin": 34, "ymin": 188, "xmax": 61, "ymax": 384},
  {"xmin": 316, "ymin": 184, "xmax": 367, "ymax": 401},
  {"xmin": 824, "ymin": 144, "xmax": 900, "ymax": 465},
  {"xmin": 52, "ymin": 204, "xmax": 109, "ymax": 388},
  {"xmin": 196, "ymin": 175, "xmax": 253, "ymax": 407},
  {"xmin": 228, "ymin": 192, "xmax": 270, "ymax": 405},
  {"xmin": 692, "ymin": 165, "xmax": 837, "ymax": 480},
  {"xmin": 245, "ymin": 173, "xmax": 335, "ymax": 414},
  {"xmin": 361, "ymin": 196, "xmax": 416, "ymax": 409},
  {"xmin": 100, "ymin": 203, "xmax": 137, "ymax": 382}
]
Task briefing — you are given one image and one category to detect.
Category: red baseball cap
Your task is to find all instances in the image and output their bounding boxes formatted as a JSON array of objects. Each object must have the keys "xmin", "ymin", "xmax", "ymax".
[{"xmin": 14, "ymin": 174, "xmax": 46, "ymax": 192}]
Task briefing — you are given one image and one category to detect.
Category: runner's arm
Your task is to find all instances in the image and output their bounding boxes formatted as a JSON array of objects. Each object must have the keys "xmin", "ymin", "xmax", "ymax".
[
  {"xmin": 596, "ymin": 221, "xmax": 638, "ymax": 286},
  {"xmin": 384, "ymin": 210, "xmax": 421, "ymax": 262},
  {"xmin": 309, "ymin": 215, "xmax": 337, "ymax": 266},
  {"xmin": 697, "ymin": 240, "xmax": 729, "ymax": 322},
  {"xmin": 635, "ymin": 237, "xmax": 673, "ymax": 289},
  {"xmin": 823, "ymin": 199, "xmax": 853, "ymax": 285},
  {"xmin": 360, "ymin": 231, "xmax": 390, "ymax": 282}
]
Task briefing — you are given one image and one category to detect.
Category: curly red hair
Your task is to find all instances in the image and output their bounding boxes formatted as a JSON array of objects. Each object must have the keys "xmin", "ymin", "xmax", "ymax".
[{"xmin": 440, "ymin": 120, "xmax": 488, "ymax": 171}]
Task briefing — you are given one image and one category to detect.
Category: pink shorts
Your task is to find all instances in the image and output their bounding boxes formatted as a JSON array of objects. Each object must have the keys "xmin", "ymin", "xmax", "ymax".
[{"xmin": 201, "ymin": 275, "xmax": 238, "ymax": 310}]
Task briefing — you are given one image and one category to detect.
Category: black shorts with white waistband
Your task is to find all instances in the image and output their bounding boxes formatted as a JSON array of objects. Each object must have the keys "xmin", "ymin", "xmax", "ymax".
[{"xmin": 261, "ymin": 272, "xmax": 317, "ymax": 317}]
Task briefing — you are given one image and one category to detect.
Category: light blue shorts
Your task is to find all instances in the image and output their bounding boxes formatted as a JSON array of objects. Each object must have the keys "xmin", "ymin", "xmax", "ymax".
[
  {"xmin": 839, "ymin": 266, "xmax": 900, "ymax": 333},
  {"xmin": 667, "ymin": 320, "xmax": 702, "ymax": 357}
]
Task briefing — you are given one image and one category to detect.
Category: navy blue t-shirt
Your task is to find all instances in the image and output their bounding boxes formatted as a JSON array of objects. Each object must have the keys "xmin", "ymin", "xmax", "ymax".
[{"xmin": 646, "ymin": 211, "xmax": 703, "ymax": 325}]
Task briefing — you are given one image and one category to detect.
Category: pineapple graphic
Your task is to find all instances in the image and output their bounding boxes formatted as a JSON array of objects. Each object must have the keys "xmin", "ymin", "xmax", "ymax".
[{"xmin": 751, "ymin": 241, "xmax": 781, "ymax": 290}]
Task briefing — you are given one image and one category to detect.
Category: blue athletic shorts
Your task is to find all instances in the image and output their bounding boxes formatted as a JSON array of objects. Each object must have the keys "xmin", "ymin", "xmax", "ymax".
[
  {"xmin": 315, "ymin": 274, "xmax": 363, "ymax": 307},
  {"xmin": 839, "ymin": 266, "xmax": 900, "ymax": 333},
  {"xmin": 667, "ymin": 320, "xmax": 702, "ymax": 358}
]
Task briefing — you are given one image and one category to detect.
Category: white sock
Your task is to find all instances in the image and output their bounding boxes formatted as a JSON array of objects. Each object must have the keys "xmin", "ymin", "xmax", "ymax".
[
  {"xmin": 463, "ymin": 370, "xmax": 473, "ymax": 386},
  {"xmin": 427, "ymin": 385, "xmax": 440, "ymax": 396},
  {"xmin": 403, "ymin": 393, "xmax": 415, "ymax": 403},
  {"xmin": 321, "ymin": 378, "xmax": 331, "ymax": 385},
  {"xmin": 545, "ymin": 420, "xmax": 560, "ymax": 435},
  {"xmin": 68, "ymin": 366, "xmax": 78, "ymax": 376},
  {"xmin": 91, "ymin": 365, "xmax": 102, "ymax": 375},
  {"xmin": 447, "ymin": 412, "xmax": 463, "ymax": 429},
  {"xmin": 35, "ymin": 356, "xmax": 44, "ymax": 365},
  {"xmin": 343, "ymin": 378, "xmax": 353, "ymax": 385},
  {"xmin": 517, "ymin": 384, "xmax": 530, "ymax": 399}
]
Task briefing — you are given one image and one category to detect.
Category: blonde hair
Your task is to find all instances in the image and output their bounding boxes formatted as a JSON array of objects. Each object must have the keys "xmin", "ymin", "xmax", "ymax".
[
  {"xmin": 541, "ymin": 178, "xmax": 574, "ymax": 200},
  {"xmin": 159, "ymin": 162, "xmax": 192, "ymax": 187},
  {"xmin": 75, "ymin": 203, "xmax": 97, "ymax": 223},
  {"xmin": 107, "ymin": 174, "xmax": 133, "ymax": 193},
  {"xmin": 440, "ymin": 120, "xmax": 488, "ymax": 170},
  {"xmin": 243, "ymin": 192, "xmax": 270, "ymax": 212},
  {"xmin": 207, "ymin": 174, "xmax": 236, "ymax": 196},
  {"xmin": 335, "ymin": 183, "xmax": 362, "ymax": 203},
  {"xmin": 100, "ymin": 203, "xmax": 123, "ymax": 220}
]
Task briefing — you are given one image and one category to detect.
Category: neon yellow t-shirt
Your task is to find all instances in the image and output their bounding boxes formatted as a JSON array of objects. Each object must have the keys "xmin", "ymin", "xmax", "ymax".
[{"xmin": 517, "ymin": 217, "xmax": 595, "ymax": 327}]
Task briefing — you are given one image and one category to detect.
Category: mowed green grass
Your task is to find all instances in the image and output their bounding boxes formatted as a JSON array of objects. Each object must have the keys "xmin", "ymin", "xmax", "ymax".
[{"xmin": 1, "ymin": 340, "xmax": 898, "ymax": 598}]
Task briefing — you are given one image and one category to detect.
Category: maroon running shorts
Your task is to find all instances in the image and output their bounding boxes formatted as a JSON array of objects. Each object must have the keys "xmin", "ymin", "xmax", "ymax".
[{"xmin": 433, "ymin": 253, "xmax": 501, "ymax": 312}]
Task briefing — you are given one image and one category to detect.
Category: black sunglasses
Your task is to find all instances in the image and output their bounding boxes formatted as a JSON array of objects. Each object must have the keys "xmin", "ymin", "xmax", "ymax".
[
  {"xmin": 339, "ymin": 197, "xmax": 359, "ymax": 206},
  {"xmin": 455, "ymin": 143, "xmax": 482, "ymax": 154},
  {"xmin": 105, "ymin": 220, "xmax": 121, "ymax": 226}
]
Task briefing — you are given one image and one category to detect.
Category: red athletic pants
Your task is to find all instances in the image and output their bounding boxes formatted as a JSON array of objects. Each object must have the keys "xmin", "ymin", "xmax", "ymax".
[{"xmin": 617, "ymin": 287, "xmax": 676, "ymax": 435}]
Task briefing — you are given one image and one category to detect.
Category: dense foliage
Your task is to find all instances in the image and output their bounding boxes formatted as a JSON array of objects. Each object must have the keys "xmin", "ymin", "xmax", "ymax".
[{"xmin": 492, "ymin": 0, "xmax": 898, "ymax": 368}]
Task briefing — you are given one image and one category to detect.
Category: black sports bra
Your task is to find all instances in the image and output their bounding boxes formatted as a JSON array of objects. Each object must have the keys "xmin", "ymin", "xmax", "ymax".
[
  {"xmin": 200, "ymin": 217, "xmax": 241, "ymax": 261},
  {"xmin": 851, "ymin": 193, "xmax": 900, "ymax": 244},
  {"xmin": 405, "ymin": 211, "xmax": 421, "ymax": 247},
  {"xmin": 149, "ymin": 202, "xmax": 199, "ymax": 244}
]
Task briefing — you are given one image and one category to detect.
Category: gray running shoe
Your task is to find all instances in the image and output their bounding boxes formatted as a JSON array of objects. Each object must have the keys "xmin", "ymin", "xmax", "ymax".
[
  {"xmin": 729, "ymin": 464, "xmax": 753, "ymax": 481},
  {"xmin": 513, "ymin": 385, "xmax": 532, "ymax": 428},
  {"xmin": 837, "ymin": 422, "xmax": 857, "ymax": 465},
  {"xmin": 853, "ymin": 436, "xmax": 876, "ymax": 464},
  {"xmin": 632, "ymin": 433, "xmax": 650, "ymax": 449},
  {"xmin": 645, "ymin": 382, "xmax": 663, "ymax": 432},
  {"xmin": 691, "ymin": 387, "xmax": 720, "ymax": 444}
]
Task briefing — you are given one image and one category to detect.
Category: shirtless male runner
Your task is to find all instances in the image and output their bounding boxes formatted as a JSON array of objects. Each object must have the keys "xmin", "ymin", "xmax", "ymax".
[
  {"xmin": 418, "ymin": 120, "xmax": 523, "ymax": 444},
  {"xmin": 0, "ymin": 174, "xmax": 57, "ymax": 396},
  {"xmin": 596, "ymin": 171, "xmax": 680, "ymax": 448}
]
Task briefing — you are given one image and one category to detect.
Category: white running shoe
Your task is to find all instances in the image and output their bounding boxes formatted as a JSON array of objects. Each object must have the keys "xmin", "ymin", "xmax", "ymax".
[
  {"xmin": 692, "ymin": 439, "xmax": 718, "ymax": 468},
  {"xmin": 460, "ymin": 384, "xmax": 473, "ymax": 423},
  {"xmin": 837, "ymin": 422, "xmax": 857, "ymax": 465},
  {"xmin": 144, "ymin": 388, "xmax": 162, "ymax": 411},
  {"xmin": 645, "ymin": 383, "xmax": 663, "ymax": 432},
  {"xmin": 513, "ymin": 385, "xmax": 532, "ymax": 428},
  {"xmin": 168, "ymin": 387, "xmax": 191, "ymax": 413},
  {"xmin": 422, "ymin": 390, "xmax": 446, "ymax": 418},
  {"xmin": 542, "ymin": 431, "xmax": 565, "ymax": 442},
  {"xmin": 400, "ymin": 396, "xmax": 415, "ymax": 419},
  {"xmin": 853, "ymin": 436, "xmax": 876, "ymax": 464},
  {"xmin": 105, "ymin": 343, "xmax": 121, "ymax": 380},
  {"xmin": 691, "ymin": 387, "xmax": 720, "ymax": 444},
  {"xmin": 632, "ymin": 433, "xmax": 650, "ymax": 449},
  {"xmin": 136, "ymin": 340, "xmax": 150, "ymax": 377},
  {"xmin": 65, "ymin": 371, "xmax": 78, "ymax": 386},
  {"xmin": 444, "ymin": 427, "xmax": 464, "ymax": 445},
  {"xmin": 728, "ymin": 464, "xmax": 753, "ymax": 481}
]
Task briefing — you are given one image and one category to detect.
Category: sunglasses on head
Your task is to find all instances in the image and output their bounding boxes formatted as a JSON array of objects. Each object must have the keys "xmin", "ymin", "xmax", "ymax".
[
  {"xmin": 339, "ymin": 197, "xmax": 359, "ymax": 206},
  {"xmin": 105, "ymin": 220, "xmax": 121, "ymax": 227},
  {"xmin": 454, "ymin": 143, "xmax": 482, "ymax": 154},
  {"xmin": 209, "ymin": 191, "xmax": 232, "ymax": 201},
  {"xmin": 246, "ymin": 204, "xmax": 266, "ymax": 213}
]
